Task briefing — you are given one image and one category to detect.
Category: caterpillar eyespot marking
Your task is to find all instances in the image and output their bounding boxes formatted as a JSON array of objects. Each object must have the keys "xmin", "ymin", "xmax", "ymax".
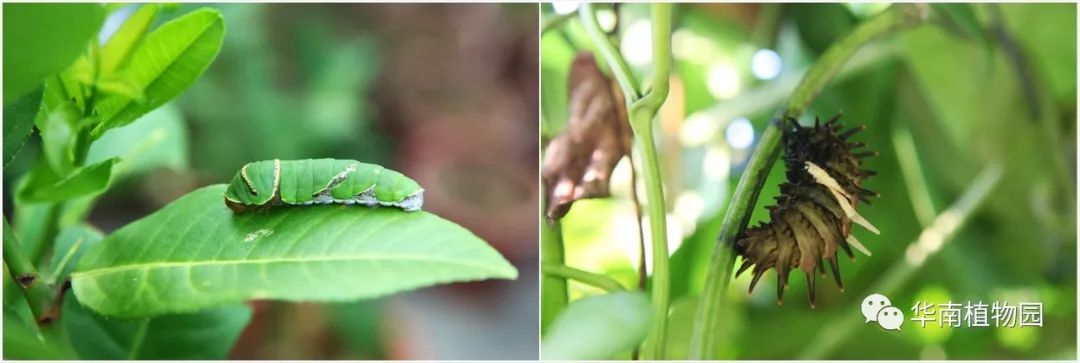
[
  {"xmin": 734, "ymin": 114, "xmax": 879, "ymax": 308},
  {"xmin": 224, "ymin": 159, "xmax": 424, "ymax": 213}
]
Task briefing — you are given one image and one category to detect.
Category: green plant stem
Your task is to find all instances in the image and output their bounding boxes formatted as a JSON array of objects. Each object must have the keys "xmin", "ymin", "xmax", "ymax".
[
  {"xmin": 799, "ymin": 164, "xmax": 1004, "ymax": 359},
  {"xmin": 582, "ymin": 3, "xmax": 674, "ymax": 359},
  {"xmin": 687, "ymin": 4, "xmax": 929, "ymax": 359},
  {"xmin": 29, "ymin": 203, "xmax": 62, "ymax": 265},
  {"xmin": 542, "ymin": 263, "xmax": 626, "ymax": 292},
  {"xmin": 580, "ymin": 3, "xmax": 641, "ymax": 101},
  {"xmin": 687, "ymin": 122, "xmax": 782, "ymax": 359},
  {"xmin": 634, "ymin": 5, "xmax": 671, "ymax": 114},
  {"xmin": 634, "ymin": 4, "xmax": 673, "ymax": 359},
  {"xmin": 540, "ymin": 203, "xmax": 568, "ymax": 334},
  {"xmin": 629, "ymin": 157, "xmax": 648, "ymax": 290},
  {"xmin": 892, "ymin": 123, "xmax": 937, "ymax": 227},
  {"xmin": 632, "ymin": 120, "xmax": 671, "ymax": 360},
  {"xmin": 3, "ymin": 217, "xmax": 59, "ymax": 326}
]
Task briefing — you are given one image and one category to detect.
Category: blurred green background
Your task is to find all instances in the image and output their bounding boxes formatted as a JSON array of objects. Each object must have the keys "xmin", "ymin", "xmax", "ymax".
[
  {"xmin": 4, "ymin": 3, "xmax": 538, "ymax": 359},
  {"xmin": 542, "ymin": 3, "xmax": 1075, "ymax": 360}
]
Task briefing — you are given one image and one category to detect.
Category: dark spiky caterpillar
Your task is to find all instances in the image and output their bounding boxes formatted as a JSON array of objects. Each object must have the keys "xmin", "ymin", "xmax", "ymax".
[
  {"xmin": 224, "ymin": 159, "xmax": 424, "ymax": 213},
  {"xmin": 734, "ymin": 114, "xmax": 879, "ymax": 308}
]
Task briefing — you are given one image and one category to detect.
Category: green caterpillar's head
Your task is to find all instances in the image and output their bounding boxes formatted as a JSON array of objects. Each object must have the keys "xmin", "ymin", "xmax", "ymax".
[{"xmin": 224, "ymin": 160, "xmax": 280, "ymax": 213}]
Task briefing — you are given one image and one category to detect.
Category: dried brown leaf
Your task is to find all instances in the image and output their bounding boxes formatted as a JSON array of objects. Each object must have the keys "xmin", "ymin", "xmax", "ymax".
[{"xmin": 542, "ymin": 53, "xmax": 632, "ymax": 221}]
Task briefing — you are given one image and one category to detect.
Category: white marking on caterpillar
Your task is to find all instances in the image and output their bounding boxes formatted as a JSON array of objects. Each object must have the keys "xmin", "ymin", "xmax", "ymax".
[
  {"xmin": 383, "ymin": 189, "xmax": 424, "ymax": 212},
  {"xmin": 354, "ymin": 185, "xmax": 378, "ymax": 206},
  {"xmin": 243, "ymin": 228, "xmax": 274, "ymax": 242},
  {"xmin": 240, "ymin": 163, "xmax": 256, "ymax": 195},
  {"xmin": 272, "ymin": 159, "xmax": 282, "ymax": 196},
  {"xmin": 313, "ymin": 163, "xmax": 358, "ymax": 197},
  {"xmin": 804, "ymin": 161, "xmax": 880, "ymax": 235}
]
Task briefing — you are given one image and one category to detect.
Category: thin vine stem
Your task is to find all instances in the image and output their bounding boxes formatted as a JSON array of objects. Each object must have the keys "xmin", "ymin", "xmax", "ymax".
[
  {"xmin": 540, "ymin": 195, "xmax": 568, "ymax": 334},
  {"xmin": 892, "ymin": 123, "xmax": 937, "ymax": 227},
  {"xmin": 687, "ymin": 4, "xmax": 930, "ymax": 359},
  {"xmin": 581, "ymin": 3, "xmax": 674, "ymax": 359},
  {"xmin": 632, "ymin": 4, "xmax": 673, "ymax": 359},
  {"xmin": 541, "ymin": 263, "xmax": 627, "ymax": 292},
  {"xmin": 579, "ymin": 3, "xmax": 641, "ymax": 101}
]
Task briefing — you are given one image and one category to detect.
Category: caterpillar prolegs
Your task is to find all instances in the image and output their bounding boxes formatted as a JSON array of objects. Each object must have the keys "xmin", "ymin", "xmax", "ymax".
[
  {"xmin": 734, "ymin": 114, "xmax": 880, "ymax": 307},
  {"xmin": 224, "ymin": 159, "xmax": 424, "ymax": 213}
]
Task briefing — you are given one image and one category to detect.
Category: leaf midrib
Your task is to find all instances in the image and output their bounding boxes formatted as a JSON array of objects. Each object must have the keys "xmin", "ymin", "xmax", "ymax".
[{"xmin": 71, "ymin": 253, "xmax": 512, "ymax": 279}]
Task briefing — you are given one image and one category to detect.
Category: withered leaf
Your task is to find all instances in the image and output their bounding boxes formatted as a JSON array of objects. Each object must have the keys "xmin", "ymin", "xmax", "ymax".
[{"xmin": 541, "ymin": 52, "xmax": 632, "ymax": 221}]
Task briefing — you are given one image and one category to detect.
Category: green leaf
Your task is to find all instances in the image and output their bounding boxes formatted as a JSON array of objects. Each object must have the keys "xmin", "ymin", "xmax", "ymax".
[
  {"xmin": 49, "ymin": 225, "xmax": 105, "ymax": 281},
  {"xmin": 86, "ymin": 103, "xmax": 188, "ymax": 175},
  {"xmin": 99, "ymin": 4, "xmax": 160, "ymax": 76},
  {"xmin": 541, "ymin": 291, "xmax": 652, "ymax": 360},
  {"xmin": 59, "ymin": 104, "xmax": 190, "ymax": 225},
  {"xmin": 91, "ymin": 8, "xmax": 225, "ymax": 139},
  {"xmin": 3, "ymin": 307, "xmax": 69, "ymax": 359},
  {"xmin": 95, "ymin": 75, "xmax": 146, "ymax": 102},
  {"xmin": 2, "ymin": 3, "xmax": 104, "ymax": 105},
  {"xmin": 70, "ymin": 184, "xmax": 518, "ymax": 318},
  {"xmin": 35, "ymin": 97, "xmax": 81, "ymax": 174},
  {"xmin": 12, "ymin": 176, "xmax": 54, "ymax": 257},
  {"xmin": 3, "ymin": 87, "xmax": 43, "ymax": 166},
  {"xmin": 63, "ymin": 295, "xmax": 251, "ymax": 359},
  {"xmin": 19, "ymin": 158, "xmax": 120, "ymax": 203}
]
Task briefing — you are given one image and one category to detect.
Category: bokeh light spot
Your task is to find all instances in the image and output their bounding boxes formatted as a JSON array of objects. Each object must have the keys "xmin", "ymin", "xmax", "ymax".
[
  {"xmin": 726, "ymin": 117, "xmax": 755, "ymax": 149},
  {"xmin": 551, "ymin": 2, "xmax": 579, "ymax": 15},
  {"xmin": 621, "ymin": 20, "xmax": 653, "ymax": 67},
  {"xmin": 751, "ymin": 49, "xmax": 782, "ymax": 80},
  {"xmin": 706, "ymin": 62, "xmax": 741, "ymax": 99}
]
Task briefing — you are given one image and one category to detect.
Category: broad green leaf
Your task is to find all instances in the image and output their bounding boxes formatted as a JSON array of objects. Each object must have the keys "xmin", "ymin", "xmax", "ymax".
[
  {"xmin": 94, "ymin": 75, "xmax": 146, "ymax": 102},
  {"xmin": 3, "ymin": 87, "xmax": 43, "ymax": 166},
  {"xmin": 86, "ymin": 103, "xmax": 188, "ymax": 174},
  {"xmin": 541, "ymin": 291, "xmax": 652, "ymax": 360},
  {"xmin": 19, "ymin": 158, "xmax": 120, "ymax": 203},
  {"xmin": 71, "ymin": 184, "xmax": 518, "ymax": 318},
  {"xmin": 63, "ymin": 295, "xmax": 251, "ymax": 359},
  {"xmin": 3, "ymin": 307, "xmax": 70, "ymax": 359},
  {"xmin": 48, "ymin": 225, "xmax": 105, "ymax": 280},
  {"xmin": 91, "ymin": 8, "xmax": 225, "ymax": 139},
  {"xmin": 59, "ymin": 105, "xmax": 190, "ymax": 226},
  {"xmin": 2, "ymin": 3, "xmax": 104, "ymax": 105},
  {"xmin": 100, "ymin": 4, "xmax": 161, "ymax": 76}
]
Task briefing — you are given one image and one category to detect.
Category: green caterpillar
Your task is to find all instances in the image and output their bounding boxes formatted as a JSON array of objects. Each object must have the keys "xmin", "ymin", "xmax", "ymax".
[{"xmin": 224, "ymin": 159, "xmax": 424, "ymax": 213}]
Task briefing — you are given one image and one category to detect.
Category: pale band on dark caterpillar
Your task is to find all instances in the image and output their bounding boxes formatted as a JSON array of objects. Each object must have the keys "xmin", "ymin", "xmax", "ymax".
[{"xmin": 733, "ymin": 114, "xmax": 880, "ymax": 308}]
